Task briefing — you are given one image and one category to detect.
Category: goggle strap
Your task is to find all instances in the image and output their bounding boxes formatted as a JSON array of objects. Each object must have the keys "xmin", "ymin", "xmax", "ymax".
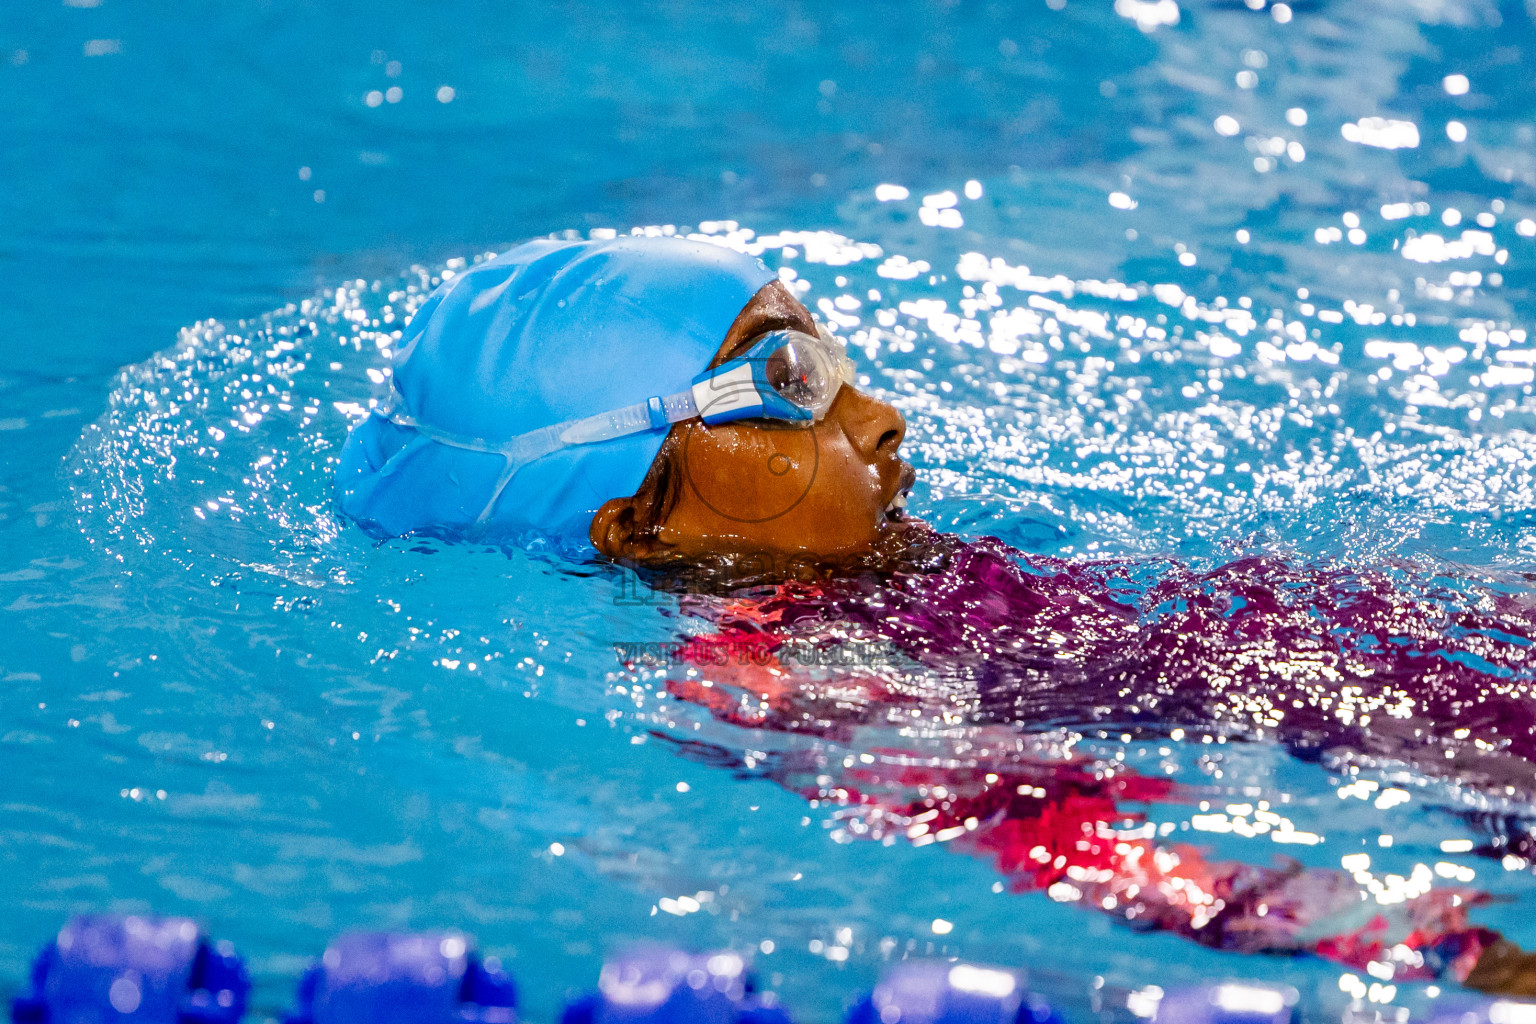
[
  {"xmin": 556, "ymin": 389, "xmax": 698, "ymax": 445},
  {"xmin": 380, "ymin": 387, "xmax": 699, "ymax": 460}
]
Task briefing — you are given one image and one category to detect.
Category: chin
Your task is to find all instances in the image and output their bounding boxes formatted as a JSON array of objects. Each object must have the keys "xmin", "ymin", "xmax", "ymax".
[{"xmin": 864, "ymin": 514, "xmax": 935, "ymax": 555}]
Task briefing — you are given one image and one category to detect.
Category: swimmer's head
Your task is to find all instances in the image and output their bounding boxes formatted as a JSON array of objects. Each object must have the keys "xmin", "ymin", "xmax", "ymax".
[
  {"xmin": 335, "ymin": 236, "xmax": 912, "ymax": 563},
  {"xmin": 590, "ymin": 279, "xmax": 914, "ymax": 565}
]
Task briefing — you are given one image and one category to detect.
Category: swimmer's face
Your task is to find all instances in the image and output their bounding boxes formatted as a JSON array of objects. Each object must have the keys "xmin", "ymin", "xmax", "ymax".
[{"xmin": 591, "ymin": 281, "xmax": 915, "ymax": 564}]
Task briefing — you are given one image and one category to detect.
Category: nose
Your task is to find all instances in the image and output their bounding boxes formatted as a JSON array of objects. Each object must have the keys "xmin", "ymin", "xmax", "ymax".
[{"xmin": 837, "ymin": 387, "xmax": 905, "ymax": 462}]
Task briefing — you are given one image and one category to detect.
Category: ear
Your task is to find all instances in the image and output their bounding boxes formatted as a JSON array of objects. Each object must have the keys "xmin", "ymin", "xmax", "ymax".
[{"xmin": 590, "ymin": 497, "xmax": 665, "ymax": 561}]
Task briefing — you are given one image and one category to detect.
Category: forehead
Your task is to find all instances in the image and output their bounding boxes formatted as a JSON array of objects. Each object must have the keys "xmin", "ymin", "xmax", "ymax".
[{"xmin": 712, "ymin": 281, "xmax": 819, "ymax": 367}]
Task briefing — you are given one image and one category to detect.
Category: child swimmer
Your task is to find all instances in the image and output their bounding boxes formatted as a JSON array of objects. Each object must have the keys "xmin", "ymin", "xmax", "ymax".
[
  {"xmin": 338, "ymin": 236, "xmax": 1536, "ymax": 993},
  {"xmin": 335, "ymin": 236, "xmax": 913, "ymax": 563}
]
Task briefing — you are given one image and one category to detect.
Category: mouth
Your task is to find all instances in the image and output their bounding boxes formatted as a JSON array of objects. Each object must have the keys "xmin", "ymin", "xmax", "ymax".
[{"xmin": 883, "ymin": 461, "xmax": 917, "ymax": 522}]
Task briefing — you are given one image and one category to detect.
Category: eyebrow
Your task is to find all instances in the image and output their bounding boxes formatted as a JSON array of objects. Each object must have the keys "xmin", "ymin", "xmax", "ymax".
[{"xmin": 719, "ymin": 309, "xmax": 816, "ymax": 364}]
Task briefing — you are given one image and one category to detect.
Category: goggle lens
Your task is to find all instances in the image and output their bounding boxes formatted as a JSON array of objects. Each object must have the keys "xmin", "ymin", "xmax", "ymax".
[
  {"xmin": 761, "ymin": 328, "xmax": 854, "ymax": 420},
  {"xmin": 766, "ymin": 338, "xmax": 834, "ymax": 412}
]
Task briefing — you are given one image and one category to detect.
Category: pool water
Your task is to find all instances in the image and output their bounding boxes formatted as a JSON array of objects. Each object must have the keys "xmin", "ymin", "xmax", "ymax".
[{"xmin": 5, "ymin": 0, "xmax": 1536, "ymax": 1020}]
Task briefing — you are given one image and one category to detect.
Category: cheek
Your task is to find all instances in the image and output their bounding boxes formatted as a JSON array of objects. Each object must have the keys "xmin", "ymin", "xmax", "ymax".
[
  {"xmin": 803, "ymin": 438, "xmax": 887, "ymax": 521},
  {"xmin": 677, "ymin": 423, "xmax": 822, "ymax": 525}
]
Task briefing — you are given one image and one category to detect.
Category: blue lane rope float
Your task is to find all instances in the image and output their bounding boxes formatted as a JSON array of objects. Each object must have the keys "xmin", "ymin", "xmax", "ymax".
[
  {"xmin": 282, "ymin": 930, "xmax": 516, "ymax": 1024},
  {"xmin": 1424, "ymin": 997, "xmax": 1536, "ymax": 1024},
  {"xmin": 845, "ymin": 961, "xmax": 1061, "ymax": 1024},
  {"xmin": 559, "ymin": 948, "xmax": 789, "ymax": 1024},
  {"xmin": 1149, "ymin": 984, "xmax": 1297, "ymax": 1024},
  {"xmin": 9, "ymin": 914, "xmax": 1535, "ymax": 1024},
  {"xmin": 10, "ymin": 915, "xmax": 248, "ymax": 1024}
]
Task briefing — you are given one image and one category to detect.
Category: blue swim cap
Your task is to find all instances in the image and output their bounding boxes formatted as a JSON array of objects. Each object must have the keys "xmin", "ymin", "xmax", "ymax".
[{"xmin": 335, "ymin": 236, "xmax": 776, "ymax": 553}]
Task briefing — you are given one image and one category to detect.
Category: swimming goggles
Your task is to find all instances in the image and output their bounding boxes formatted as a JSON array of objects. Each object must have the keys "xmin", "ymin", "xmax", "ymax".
[{"xmin": 379, "ymin": 323, "xmax": 856, "ymax": 521}]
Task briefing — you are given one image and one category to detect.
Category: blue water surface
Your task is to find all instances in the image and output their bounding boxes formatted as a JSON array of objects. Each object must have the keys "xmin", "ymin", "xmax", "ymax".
[{"xmin": 5, "ymin": 1, "xmax": 1536, "ymax": 1021}]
